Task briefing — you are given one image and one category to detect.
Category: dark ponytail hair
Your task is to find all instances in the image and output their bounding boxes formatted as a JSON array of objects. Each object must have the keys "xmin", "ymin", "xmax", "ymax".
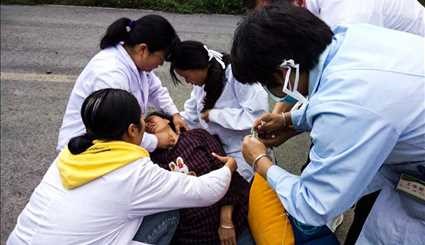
[
  {"xmin": 100, "ymin": 14, "xmax": 179, "ymax": 56},
  {"xmin": 68, "ymin": 89, "xmax": 142, "ymax": 154},
  {"xmin": 168, "ymin": 40, "xmax": 230, "ymax": 112}
]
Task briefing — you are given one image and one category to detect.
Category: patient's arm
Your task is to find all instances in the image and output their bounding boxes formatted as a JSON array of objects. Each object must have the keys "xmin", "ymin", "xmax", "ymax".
[{"xmin": 218, "ymin": 205, "xmax": 237, "ymax": 245}]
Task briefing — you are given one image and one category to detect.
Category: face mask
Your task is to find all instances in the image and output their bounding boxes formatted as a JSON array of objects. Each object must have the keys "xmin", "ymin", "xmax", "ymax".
[{"xmin": 264, "ymin": 59, "xmax": 308, "ymax": 108}]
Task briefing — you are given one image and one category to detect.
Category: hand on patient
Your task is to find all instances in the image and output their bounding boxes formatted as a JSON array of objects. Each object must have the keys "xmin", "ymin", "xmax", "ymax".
[
  {"xmin": 212, "ymin": 153, "xmax": 237, "ymax": 173},
  {"xmin": 172, "ymin": 113, "xmax": 189, "ymax": 134},
  {"xmin": 201, "ymin": 110, "xmax": 210, "ymax": 122}
]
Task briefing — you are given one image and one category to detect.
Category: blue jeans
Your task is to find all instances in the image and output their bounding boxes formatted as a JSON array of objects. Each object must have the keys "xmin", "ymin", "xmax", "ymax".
[
  {"xmin": 238, "ymin": 228, "xmax": 256, "ymax": 245},
  {"xmin": 133, "ymin": 210, "xmax": 180, "ymax": 245}
]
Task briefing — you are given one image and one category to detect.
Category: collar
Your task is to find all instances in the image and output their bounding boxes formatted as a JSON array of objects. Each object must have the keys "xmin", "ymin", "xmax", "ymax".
[{"xmin": 308, "ymin": 26, "xmax": 348, "ymax": 97}]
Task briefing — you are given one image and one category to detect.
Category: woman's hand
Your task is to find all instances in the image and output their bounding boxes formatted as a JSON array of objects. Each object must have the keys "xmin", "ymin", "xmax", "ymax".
[
  {"xmin": 172, "ymin": 113, "xmax": 189, "ymax": 134},
  {"xmin": 201, "ymin": 110, "xmax": 210, "ymax": 122},
  {"xmin": 242, "ymin": 136, "xmax": 267, "ymax": 166},
  {"xmin": 212, "ymin": 153, "xmax": 237, "ymax": 173}
]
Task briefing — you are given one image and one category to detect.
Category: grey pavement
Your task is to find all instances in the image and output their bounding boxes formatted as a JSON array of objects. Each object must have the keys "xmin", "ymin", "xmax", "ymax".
[{"xmin": 1, "ymin": 5, "xmax": 352, "ymax": 244}]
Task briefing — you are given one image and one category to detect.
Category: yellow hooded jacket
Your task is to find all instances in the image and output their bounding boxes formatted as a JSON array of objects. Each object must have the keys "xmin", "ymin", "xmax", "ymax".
[{"xmin": 57, "ymin": 140, "xmax": 149, "ymax": 189}]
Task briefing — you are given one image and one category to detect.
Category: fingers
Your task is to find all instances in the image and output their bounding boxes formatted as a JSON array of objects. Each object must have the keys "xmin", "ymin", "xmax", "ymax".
[
  {"xmin": 253, "ymin": 112, "xmax": 273, "ymax": 129},
  {"xmin": 175, "ymin": 125, "xmax": 181, "ymax": 134},
  {"xmin": 211, "ymin": 152, "xmax": 229, "ymax": 163}
]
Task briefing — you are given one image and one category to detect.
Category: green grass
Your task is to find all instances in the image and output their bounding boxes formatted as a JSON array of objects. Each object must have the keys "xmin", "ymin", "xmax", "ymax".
[
  {"xmin": 3, "ymin": 0, "xmax": 424, "ymax": 15},
  {"xmin": 1, "ymin": 0, "xmax": 245, "ymax": 14}
]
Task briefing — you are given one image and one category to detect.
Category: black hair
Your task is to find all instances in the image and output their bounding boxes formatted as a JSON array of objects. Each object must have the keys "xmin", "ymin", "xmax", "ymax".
[
  {"xmin": 100, "ymin": 14, "xmax": 179, "ymax": 56},
  {"xmin": 168, "ymin": 40, "xmax": 230, "ymax": 112},
  {"xmin": 68, "ymin": 89, "xmax": 142, "ymax": 154},
  {"xmin": 145, "ymin": 111, "xmax": 177, "ymax": 133},
  {"xmin": 231, "ymin": 4, "xmax": 333, "ymax": 87}
]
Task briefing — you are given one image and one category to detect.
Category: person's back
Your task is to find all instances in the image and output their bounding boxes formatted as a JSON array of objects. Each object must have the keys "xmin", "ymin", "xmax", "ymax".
[
  {"xmin": 9, "ymin": 156, "xmax": 155, "ymax": 244},
  {"xmin": 57, "ymin": 46, "xmax": 130, "ymax": 151},
  {"xmin": 306, "ymin": 0, "xmax": 424, "ymax": 36},
  {"xmin": 151, "ymin": 128, "xmax": 250, "ymax": 244}
]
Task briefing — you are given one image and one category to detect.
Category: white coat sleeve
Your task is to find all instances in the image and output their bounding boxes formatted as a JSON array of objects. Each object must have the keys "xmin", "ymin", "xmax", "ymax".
[
  {"xmin": 267, "ymin": 103, "xmax": 399, "ymax": 226},
  {"xmin": 180, "ymin": 88, "xmax": 201, "ymax": 129},
  {"xmin": 128, "ymin": 161, "xmax": 232, "ymax": 218},
  {"xmin": 147, "ymin": 72, "xmax": 179, "ymax": 116},
  {"xmin": 208, "ymin": 81, "xmax": 268, "ymax": 130},
  {"xmin": 92, "ymin": 70, "xmax": 130, "ymax": 91}
]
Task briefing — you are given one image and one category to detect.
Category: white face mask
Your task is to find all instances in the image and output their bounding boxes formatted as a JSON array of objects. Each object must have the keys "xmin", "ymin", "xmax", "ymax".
[
  {"xmin": 280, "ymin": 59, "xmax": 307, "ymax": 102},
  {"xmin": 279, "ymin": 59, "xmax": 308, "ymax": 111}
]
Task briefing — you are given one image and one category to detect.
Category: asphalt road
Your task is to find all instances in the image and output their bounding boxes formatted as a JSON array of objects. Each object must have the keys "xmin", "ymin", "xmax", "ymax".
[{"xmin": 1, "ymin": 5, "xmax": 352, "ymax": 244}]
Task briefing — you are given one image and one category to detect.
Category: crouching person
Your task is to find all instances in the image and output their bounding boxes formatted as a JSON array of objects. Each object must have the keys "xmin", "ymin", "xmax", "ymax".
[{"xmin": 7, "ymin": 89, "xmax": 236, "ymax": 245}]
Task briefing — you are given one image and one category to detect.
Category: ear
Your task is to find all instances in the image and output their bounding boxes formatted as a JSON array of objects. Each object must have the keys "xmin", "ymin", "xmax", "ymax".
[
  {"xmin": 127, "ymin": 123, "xmax": 139, "ymax": 138},
  {"xmin": 293, "ymin": 0, "xmax": 306, "ymax": 7},
  {"xmin": 135, "ymin": 43, "xmax": 149, "ymax": 56}
]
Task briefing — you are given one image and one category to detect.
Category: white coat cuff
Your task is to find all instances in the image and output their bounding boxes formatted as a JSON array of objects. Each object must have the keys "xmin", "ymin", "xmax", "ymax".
[
  {"xmin": 141, "ymin": 132, "xmax": 158, "ymax": 152},
  {"xmin": 163, "ymin": 106, "xmax": 179, "ymax": 116},
  {"xmin": 208, "ymin": 109, "xmax": 220, "ymax": 124}
]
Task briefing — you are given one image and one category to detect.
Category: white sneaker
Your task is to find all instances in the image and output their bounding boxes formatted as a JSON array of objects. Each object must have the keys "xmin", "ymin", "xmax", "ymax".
[{"xmin": 327, "ymin": 214, "xmax": 344, "ymax": 232}]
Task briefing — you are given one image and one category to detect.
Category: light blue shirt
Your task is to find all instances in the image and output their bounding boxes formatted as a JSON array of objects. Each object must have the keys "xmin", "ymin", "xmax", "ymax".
[{"xmin": 267, "ymin": 24, "xmax": 425, "ymax": 244}]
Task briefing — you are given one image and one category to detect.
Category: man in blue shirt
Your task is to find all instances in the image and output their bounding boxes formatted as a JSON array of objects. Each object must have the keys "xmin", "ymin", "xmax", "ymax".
[{"xmin": 231, "ymin": 3, "xmax": 425, "ymax": 244}]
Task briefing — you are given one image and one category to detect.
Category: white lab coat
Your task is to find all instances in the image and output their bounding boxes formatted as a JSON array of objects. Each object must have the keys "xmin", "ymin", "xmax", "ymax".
[
  {"xmin": 181, "ymin": 65, "xmax": 269, "ymax": 181},
  {"xmin": 7, "ymin": 157, "xmax": 231, "ymax": 245},
  {"xmin": 306, "ymin": 0, "xmax": 425, "ymax": 36},
  {"xmin": 57, "ymin": 44, "xmax": 178, "ymax": 152},
  {"xmin": 267, "ymin": 24, "xmax": 425, "ymax": 244}
]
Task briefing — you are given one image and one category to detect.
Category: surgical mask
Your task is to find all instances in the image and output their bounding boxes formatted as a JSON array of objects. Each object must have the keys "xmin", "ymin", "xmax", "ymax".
[{"xmin": 264, "ymin": 59, "xmax": 308, "ymax": 109}]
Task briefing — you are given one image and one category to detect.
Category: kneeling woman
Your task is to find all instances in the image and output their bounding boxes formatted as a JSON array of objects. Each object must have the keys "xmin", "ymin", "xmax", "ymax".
[
  {"xmin": 7, "ymin": 89, "xmax": 236, "ymax": 245},
  {"xmin": 168, "ymin": 41, "xmax": 269, "ymax": 182}
]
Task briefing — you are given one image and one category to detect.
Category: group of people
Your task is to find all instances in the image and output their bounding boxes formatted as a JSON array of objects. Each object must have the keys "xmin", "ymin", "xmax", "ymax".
[{"xmin": 7, "ymin": 0, "xmax": 425, "ymax": 244}]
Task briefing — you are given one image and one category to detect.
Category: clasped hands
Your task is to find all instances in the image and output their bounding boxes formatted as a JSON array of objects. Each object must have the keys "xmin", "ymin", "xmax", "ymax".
[{"xmin": 242, "ymin": 112, "xmax": 299, "ymax": 168}]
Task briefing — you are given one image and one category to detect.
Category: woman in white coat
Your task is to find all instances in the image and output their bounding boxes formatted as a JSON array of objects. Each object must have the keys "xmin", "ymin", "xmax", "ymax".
[
  {"xmin": 167, "ymin": 40, "xmax": 269, "ymax": 182},
  {"xmin": 57, "ymin": 15, "xmax": 187, "ymax": 153},
  {"xmin": 8, "ymin": 88, "xmax": 236, "ymax": 245}
]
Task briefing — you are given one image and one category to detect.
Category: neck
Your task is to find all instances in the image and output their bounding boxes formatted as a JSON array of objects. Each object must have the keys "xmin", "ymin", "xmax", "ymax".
[{"xmin": 124, "ymin": 45, "xmax": 139, "ymax": 69}]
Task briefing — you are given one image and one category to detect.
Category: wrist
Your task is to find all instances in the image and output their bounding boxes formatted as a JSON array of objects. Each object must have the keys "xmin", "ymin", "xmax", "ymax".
[
  {"xmin": 281, "ymin": 112, "xmax": 292, "ymax": 127},
  {"xmin": 252, "ymin": 153, "xmax": 271, "ymax": 172},
  {"xmin": 220, "ymin": 223, "xmax": 234, "ymax": 229}
]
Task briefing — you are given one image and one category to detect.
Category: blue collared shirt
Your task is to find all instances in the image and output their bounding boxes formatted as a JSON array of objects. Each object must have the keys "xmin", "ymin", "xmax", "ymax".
[{"xmin": 267, "ymin": 23, "xmax": 425, "ymax": 234}]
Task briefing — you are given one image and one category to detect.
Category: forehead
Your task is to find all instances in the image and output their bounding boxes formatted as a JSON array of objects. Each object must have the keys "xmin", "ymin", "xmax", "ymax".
[{"xmin": 146, "ymin": 115, "xmax": 162, "ymax": 121}]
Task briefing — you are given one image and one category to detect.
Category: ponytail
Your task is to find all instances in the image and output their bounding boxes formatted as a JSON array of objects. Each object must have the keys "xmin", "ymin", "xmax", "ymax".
[
  {"xmin": 68, "ymin": 133, "xmax": 95, "ymax": 154},
  {"xmin": 202, "ymin": 55, "xmax": 230, "ymax": 112},
  {"xmin": 99, "ymin": 15, "xmax": 179, "ymax": 53},
  {"xmin": 100, "ymin": 18, "xmax": 132, "ymax": 49}
]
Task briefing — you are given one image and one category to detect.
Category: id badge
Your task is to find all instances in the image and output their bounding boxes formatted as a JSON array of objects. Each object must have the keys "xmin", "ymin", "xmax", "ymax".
[{"xmin": 396, "ymin": 173, "xmax": 425, "ymax": 203}]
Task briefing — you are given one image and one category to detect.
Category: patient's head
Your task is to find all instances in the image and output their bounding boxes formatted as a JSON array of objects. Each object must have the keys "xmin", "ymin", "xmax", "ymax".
[{"xmin": 145, "ymin": 112, "xmax": 178, "ymax": 149}]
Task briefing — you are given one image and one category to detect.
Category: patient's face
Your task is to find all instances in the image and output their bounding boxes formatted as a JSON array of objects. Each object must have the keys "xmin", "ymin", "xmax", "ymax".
[{"xmin": 145, "ymin": 115, "xmax": 170, "ymax": 134}]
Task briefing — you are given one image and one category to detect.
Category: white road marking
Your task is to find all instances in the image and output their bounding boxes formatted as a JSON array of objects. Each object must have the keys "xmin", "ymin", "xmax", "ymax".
[{"xmin": 1, "ymin": 72, "xmax": 77, "ymax": 83}]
